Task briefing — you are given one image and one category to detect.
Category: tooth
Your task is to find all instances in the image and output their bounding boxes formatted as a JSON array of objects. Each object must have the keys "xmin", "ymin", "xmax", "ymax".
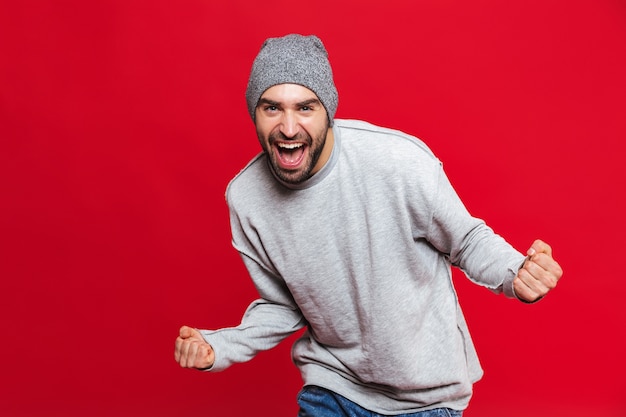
[{"xmin": 278, "ymin": 143, "xmax": 302, "ymax": 149}]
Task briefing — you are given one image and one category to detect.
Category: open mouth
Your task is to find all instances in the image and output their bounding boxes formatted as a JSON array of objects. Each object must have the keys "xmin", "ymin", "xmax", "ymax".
[{"xmin": 275, "ymin": 142, "xmax": 306, "ymax": 169}]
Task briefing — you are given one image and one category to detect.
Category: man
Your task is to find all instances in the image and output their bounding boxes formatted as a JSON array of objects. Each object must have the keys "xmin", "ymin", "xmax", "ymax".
[{"xmin": 175, "ymin": 34, "xmax": 563, "ymax": 416}]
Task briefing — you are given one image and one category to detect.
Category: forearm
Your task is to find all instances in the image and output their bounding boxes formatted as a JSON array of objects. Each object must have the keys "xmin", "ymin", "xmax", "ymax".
[
  {"xmin": 200, "ymin": 298, "xmax": 305, "ymax": 372},
  {"xmin": 453, "ymin": 222, "xmax": 525, "ymax": 297},
  {"xmin": 429, "ymin": 166, "xmax": 525, "ymax": 295}
]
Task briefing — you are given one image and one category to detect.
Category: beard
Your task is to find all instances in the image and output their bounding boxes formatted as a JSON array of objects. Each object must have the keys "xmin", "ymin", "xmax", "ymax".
[{"xmin": 261, "ymin": 123, "xmax": 329, "ymax": 185}]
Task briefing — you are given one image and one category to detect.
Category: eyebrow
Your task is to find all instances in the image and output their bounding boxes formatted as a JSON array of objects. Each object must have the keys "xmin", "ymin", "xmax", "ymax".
[
  {"xmin": 257, "ymin": 97, "xmax": 321, "ymax": 107},
  {"xmin": 296, "ymin": 98, "xmax": 321, "ymax": 107},
  {"xmin": 257, "ymin": 98, "xmax": 280, "ymax": 107}
]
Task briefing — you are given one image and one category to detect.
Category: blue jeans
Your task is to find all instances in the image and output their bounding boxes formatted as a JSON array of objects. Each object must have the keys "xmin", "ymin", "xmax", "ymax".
[{"xmin": 297, "ymin": 386, "xmax": 463, "ymax": 417}]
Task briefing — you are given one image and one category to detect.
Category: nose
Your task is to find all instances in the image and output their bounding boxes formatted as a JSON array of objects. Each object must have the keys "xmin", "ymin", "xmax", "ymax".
[{"xmin": 279, "ymin": 111, "xmax": 299, "ymax": 139}]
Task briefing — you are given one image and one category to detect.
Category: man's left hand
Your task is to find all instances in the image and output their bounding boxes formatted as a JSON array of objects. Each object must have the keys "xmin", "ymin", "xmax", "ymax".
[{"xmin": 514, "ymin": 239, "xmax": 563, "ymax": 303}]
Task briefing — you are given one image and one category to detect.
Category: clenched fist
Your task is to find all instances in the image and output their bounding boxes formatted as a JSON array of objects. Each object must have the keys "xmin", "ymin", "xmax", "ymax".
[
  {"xmin": 174, "ymin": 326, "xmax": 215, "ymax": 370},
  {"xmin": 514, "ymin": 239, "xmax": 563, "ymax": 303}
]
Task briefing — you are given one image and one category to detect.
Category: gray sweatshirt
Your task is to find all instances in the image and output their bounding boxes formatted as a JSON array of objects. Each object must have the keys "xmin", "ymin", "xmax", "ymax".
[{"xmin": 201, "ymin": 119, "xmax": 525, "ymax": 414}]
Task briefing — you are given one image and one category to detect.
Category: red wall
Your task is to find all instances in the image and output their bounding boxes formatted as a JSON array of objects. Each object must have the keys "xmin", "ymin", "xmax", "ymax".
[{"xmin": 1, "ymin": 1, "xmax": 625, "ymax": 416}]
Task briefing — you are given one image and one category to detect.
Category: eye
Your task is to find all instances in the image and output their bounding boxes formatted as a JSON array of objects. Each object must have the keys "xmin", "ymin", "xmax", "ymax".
[{"xmin": 300, "ymin": 105, "xmax": 311, "ymax": 112}]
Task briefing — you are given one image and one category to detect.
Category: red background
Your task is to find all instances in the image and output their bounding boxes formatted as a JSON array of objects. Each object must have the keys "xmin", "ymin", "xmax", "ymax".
[{"xmin": 1, "ymin": 1, "xmax": 625, "ymax": 416}]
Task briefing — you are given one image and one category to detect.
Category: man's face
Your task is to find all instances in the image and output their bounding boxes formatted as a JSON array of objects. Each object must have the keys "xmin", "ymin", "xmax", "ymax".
[{"xmin": 255, "ymin": 83, "xmax": 332, "ymax": 184}]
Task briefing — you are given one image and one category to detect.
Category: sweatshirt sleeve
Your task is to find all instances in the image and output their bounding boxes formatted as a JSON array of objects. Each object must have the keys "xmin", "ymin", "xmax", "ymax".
[
  {"xmin": 200, "ymin": 282, "xmax": 305, "ymax": 372},
  {"xmin": 199, "ymin": 202, "xmax": 306, "ymax": 372},
  {"xmin": 427, "ymin": 164, "xmax": 525, "ymax": 297}
]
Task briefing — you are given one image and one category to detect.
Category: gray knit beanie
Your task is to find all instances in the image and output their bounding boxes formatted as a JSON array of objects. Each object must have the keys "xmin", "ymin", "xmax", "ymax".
[{"xmin": 245, "ymin": 34, "xmax": 338, "ymax": 126}]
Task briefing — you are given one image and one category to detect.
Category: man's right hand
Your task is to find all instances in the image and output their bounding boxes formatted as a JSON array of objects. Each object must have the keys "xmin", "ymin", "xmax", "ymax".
[{"xmin": 174, "ymin": 325, "xmax": 215, "ymax": 370}]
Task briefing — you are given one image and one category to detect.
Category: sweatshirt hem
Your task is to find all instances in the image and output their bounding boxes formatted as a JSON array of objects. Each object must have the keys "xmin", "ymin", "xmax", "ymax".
[{"xmin": 299, "ymin": 363, "xmax": 472, "ymax": 415}]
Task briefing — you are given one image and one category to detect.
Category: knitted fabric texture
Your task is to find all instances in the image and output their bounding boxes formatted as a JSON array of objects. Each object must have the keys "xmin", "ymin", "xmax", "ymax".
[{"xmin": 245, "ymin": 34, "xmax": 338, "ymax": 126}]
